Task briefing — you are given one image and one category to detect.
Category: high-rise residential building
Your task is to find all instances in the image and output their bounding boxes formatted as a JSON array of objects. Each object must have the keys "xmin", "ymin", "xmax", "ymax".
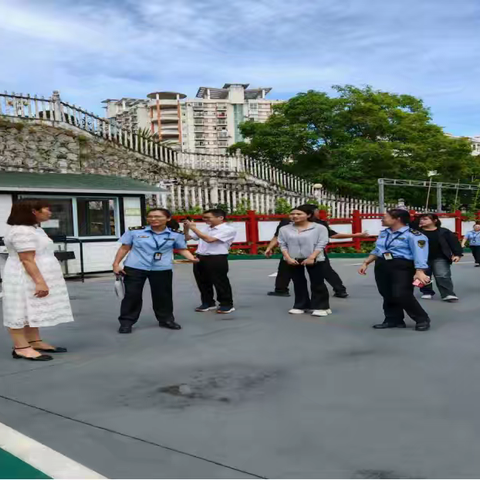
[
  {"xmin": 102, "ymin": 92, "xmax": 187, "ymax": 148},
  {"xmin": 102, "ymin": 83, "xmax": 282, "ymax": 153},
  {"xmin": 181, "ymin": 83, "xmax": 282, "ymax": 153}
]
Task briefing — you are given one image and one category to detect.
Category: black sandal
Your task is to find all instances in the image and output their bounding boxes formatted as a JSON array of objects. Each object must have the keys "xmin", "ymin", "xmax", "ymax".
[
  {"xmin": 29, "ymin": 340, "xmax": 68, "ymax": 353},
  {"xmin": 12, "ymin": 346, "xmax": 53, "ymax": 361}
]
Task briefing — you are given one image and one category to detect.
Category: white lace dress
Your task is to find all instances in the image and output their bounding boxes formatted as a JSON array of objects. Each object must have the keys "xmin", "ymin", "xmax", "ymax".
[{"xmin": 2, "ymin": 225, "xmax": 74, "ymax": 328}]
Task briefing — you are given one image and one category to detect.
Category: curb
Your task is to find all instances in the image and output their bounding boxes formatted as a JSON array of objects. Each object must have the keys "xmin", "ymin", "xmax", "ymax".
[{"xmin": 0, "ymin": 422, "xmax": 105, "ymax": 479}]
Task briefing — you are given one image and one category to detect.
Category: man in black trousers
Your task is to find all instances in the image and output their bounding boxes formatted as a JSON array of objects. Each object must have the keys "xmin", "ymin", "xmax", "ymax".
[
  {"xmin": 266, "ymin": 205, "xmax": 369, "ymax": 298},
  {"xmin": 183, "ymin": 209, "xmax": 237, "ymax": 314}
]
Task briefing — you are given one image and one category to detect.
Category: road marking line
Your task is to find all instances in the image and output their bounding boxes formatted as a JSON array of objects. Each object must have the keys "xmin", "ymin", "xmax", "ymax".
[{"xmin": 0, "ymin": 421, "xmax": 106, "ymax": 479}]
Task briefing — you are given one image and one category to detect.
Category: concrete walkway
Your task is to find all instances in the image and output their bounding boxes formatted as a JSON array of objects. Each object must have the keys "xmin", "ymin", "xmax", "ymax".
[{"xmin": 1, "ymin": 259, "xmax": 480, "ymax": 478}]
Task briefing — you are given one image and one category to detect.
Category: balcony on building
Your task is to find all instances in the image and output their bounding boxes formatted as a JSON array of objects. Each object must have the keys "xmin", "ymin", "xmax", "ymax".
[{"xmin": 217, "ymin": 112, "xmax": 227, "ymax": 118}]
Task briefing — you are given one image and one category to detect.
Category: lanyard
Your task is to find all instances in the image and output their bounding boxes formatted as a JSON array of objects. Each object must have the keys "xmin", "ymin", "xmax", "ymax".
[
  {"xmin": 472, "ymin": 231, "xmax": 480, "ymax": 242},
  {"xmin": 385, "ymin": 230, "xmax": 405, "ymax": 250},
  {"xmin": 151, "ymin": 232, "xmax": 172, "ymax": 252}
]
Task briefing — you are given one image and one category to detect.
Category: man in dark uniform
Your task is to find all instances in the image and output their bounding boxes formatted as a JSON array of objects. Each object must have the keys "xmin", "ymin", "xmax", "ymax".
[{"xmin": 266, "ymin": 205, "xmax": 369, "ymax": 297}]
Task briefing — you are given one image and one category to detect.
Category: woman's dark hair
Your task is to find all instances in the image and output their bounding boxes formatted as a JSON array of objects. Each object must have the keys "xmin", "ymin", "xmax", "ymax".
[
  {"xmin": 146, "ymin": 208, "xmax": 179, "ymax": 231},
  {"xmin": 7, "ymin": 199, "xmax": 50, "ymax": 226},
  {"xmin": 475, "ymin": 221, "xmax": 480, "ymax": 226},
  {"xmin": 291, "ymin": 205, "xmax": 315, "ymax": 220},
  {"xmin": 418, "ymin": 213, "xmax": 442, "ymax": 227},
  {"xmin": 386, "ymin": 208, "xmax": 411, "ymax": 225}
]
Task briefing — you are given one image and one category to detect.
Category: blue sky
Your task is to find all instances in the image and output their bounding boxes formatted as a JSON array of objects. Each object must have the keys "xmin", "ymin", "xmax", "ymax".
[{"xmin": 0, "ymin": 0, "xmax": 479, "ymax": 136}]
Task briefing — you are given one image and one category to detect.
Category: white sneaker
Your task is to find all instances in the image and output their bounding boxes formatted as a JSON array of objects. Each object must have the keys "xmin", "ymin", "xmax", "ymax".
[
  {"xmin": 289, "ymin": 309, "xmax": 305, "ymax": 315},
  {"xmin": 311, "ymin": 310, "xmax": 329, "ymax": 317},
  {"xmin": 421, "ymin": 294, "xmax": 433, "ymax": 299},
  {"xmin": 443, "ymin": 295, "xmax": 459, "ymax": 302},
  {"xmin": 326, "ymin": 309, "xmax": 332, "ymax": 315}
]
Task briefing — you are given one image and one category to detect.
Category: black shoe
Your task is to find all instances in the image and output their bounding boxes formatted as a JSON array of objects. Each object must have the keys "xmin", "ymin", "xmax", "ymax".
[
  {"xmin": 415, "ymin": 322, "xmax": 430, "ymax": 331},
  {"xmin": 475, "ymin": 264, "xmax": 480, "ymax": 267},
  {"xmin": 195, "ymin": 304, "xmax": 217, "ymax": 312},
  {"xmin": 373, "ymin": 322, "xmax": 407, "ymax": 329},
  {"xmin": 333, "ymin": 292, "xmax": 349, "ymax": 298},
  {"xmin": 29, "ymin": 341, "xmax": 67, "ymax": 353},
  {"xmin": 118, "ymin": 326, "xmax": 132, "ymax": 334},
  {"xmin": 267, "ymin": 291, "xmax": 291, "ymax": 297},
  {"xmin": 12, "ymin": 348, "xmax": 53, "ymax": 361},
  {"xmin": 159, "ymin": 321, "xmax": 182, "ymax": 330}
]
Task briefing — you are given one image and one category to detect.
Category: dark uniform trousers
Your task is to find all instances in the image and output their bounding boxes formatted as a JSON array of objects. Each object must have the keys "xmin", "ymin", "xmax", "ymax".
[
  {"xmin": 119, "ymin": 266, "xmax": 174, "ymax": 326},
  {"xmin": 193, "ymin": 254, "xmax": 233, "ymax": 307},
  {"xmin": 470, "ymin": 246, "xmax": 480, "ymax": 264},
  {"xmin": 374, "ymin": 258, "xmax": 430, "ymax": 325},
  {"xmin": 289, "ymin": 262, "xmax": 330, "ymax": 310},
  {"xmin": 275, "ymin": 255, "xmax": 347, "ymax": 295}
]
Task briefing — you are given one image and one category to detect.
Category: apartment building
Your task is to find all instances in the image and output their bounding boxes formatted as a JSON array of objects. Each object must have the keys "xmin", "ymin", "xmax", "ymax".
[
  {"xmin": 102, "ymin": 92, "xmax": 186, "ymax": 148},
  {"xmin": 182, "ymin": 83, "xmax": 283, "ymax": 153},
  {"xmin": 102, "ymin": 83, "xmax": 282, "ymax": 153}
]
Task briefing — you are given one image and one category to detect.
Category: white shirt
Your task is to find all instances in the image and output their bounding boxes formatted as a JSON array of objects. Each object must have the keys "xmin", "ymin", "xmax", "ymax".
[{"xmin": 189, "ymin": 223, "xmax": 237, "ymax": 255}]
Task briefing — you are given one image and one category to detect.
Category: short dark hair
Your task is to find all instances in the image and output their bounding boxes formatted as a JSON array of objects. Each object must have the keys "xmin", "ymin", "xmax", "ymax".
[
  {"xmin": 7, "ymin": 199, "xmax": 50, "ymax": 226},
  {"xmin": 386, "ymin": 208, "xmax": 411, "ymax": 225},
  {"xmin": 418, "ymin": 213, "xmax": 442, "ymax": 227},
  {"xmin": 204, "ymin": 208, "xmax": 227, "ymax": 219},
  {"xmin": 297, "ymin": 203, "xmax": 318, "ymax": 213},
  {"xmin": 475, "ymin": 221, "xmax": 480, "ymax": 226},
  {"xmin": 291, "ymin": 205, "xmax": 315, "ymax": 220}
]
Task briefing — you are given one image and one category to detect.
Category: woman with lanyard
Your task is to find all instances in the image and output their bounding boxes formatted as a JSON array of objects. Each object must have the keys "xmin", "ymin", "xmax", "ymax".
[
  {"xmin": 358, "ymin": 209, "xmax": 432, "ymax": 331},
  {"xmin": 461, "ymin": 221, "xmax": 480, "ymax": 267},
  {"xmin": 113, "ymin": 208, "xmax": 198, "ymax": 334}
]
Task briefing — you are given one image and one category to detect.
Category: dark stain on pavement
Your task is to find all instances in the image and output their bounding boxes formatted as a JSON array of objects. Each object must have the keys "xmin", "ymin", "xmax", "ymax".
[
  {"xmin": 354, "ymin": 469, "xmax": 421, "ymax": 479},
  {"xmin": 117, "ymin": 366, "xmax": 283, "ymax": 410}
]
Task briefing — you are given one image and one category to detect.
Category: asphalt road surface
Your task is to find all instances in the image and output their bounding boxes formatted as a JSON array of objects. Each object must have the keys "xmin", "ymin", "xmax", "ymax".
[{"xmin": 1, "ymin": 258, "xmax": 480, "ymax": 479}]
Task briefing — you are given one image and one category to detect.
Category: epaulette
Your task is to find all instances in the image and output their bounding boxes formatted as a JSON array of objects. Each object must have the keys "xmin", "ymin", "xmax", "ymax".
[
  {"xmin": 129, "ymin": 226, "xmax": 145, "ymax": 231},
  {"xmin": 410, "ymin": 229, "xmax": 422, "ymax": 236}
]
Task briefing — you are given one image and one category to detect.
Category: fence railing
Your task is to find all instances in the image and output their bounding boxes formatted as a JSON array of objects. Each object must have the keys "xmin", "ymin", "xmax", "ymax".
[
  {"xmin": 171, "ymin": 210, "xmax": 476, "ymax": 254},
  {"xmin": 0, "ymin": 90, "xmax": 423, "ymax": 215}
]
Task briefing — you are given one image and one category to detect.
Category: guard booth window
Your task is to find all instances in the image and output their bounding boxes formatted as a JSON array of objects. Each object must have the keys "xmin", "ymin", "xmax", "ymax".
[
  {"xmin": 18, "ymin": 197, "xmax": 74, "ymax": 237},
  {"xmin": 77, "ymin": 199, "xmax": 116, "ymax": 236}
]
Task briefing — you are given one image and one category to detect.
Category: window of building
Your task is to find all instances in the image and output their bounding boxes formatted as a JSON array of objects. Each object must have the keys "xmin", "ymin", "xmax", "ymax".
[
  {"xmin": 77, "ymin": 199, "xmax": 116, "ymax": 236},
  {"xmin": 19, "ymin": 195, "xmax": 119, "ymax": 238},
  {"xmin": 19, "ymin": 196, "xmax": 74, "ymax": 237}
]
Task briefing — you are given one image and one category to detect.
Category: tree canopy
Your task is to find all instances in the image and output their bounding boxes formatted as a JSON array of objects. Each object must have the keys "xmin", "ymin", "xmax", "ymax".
[{"xmin": 230, "ymin": 86, "xmax": 477, "ymax": 208}]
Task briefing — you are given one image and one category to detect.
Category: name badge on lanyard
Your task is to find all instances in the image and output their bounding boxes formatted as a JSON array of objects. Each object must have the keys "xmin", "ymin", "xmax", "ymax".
[
  {"xmin": 383, "ymin": 231, "xmax": 403, "ymax": 261},
  {"xmin": 152, "ymin": 234, "xmax": 171, "ymax": 261}
]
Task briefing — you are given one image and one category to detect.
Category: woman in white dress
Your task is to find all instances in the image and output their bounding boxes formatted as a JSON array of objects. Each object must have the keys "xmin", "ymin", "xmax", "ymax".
[{"xmin": 3, "ymin": 199, "xmax": 74, "ymax": 361}]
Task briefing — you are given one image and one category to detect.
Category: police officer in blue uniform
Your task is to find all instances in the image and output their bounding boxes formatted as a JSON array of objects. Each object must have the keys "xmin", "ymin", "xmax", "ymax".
[
  {"xmin": 112, "ymin": 208, "xmax": 198, "ymax": 334},
  {"xmin": 462, "ymin": 221, "xmax": 480, "ymax": 266},
  {"xmin": 358, "ymin": 209, "xmax": 432, "ymax": 331}
]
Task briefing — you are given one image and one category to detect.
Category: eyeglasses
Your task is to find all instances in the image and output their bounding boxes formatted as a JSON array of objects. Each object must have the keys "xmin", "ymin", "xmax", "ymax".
[{"xmin": 147, "ymin": 216, "xmax": 165, "ymax": 219}]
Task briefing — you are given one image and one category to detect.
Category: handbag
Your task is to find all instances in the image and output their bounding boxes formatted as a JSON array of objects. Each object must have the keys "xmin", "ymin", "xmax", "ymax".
[{"xmin": 114, "ymin": 274, "xmax": 125, "ymax": 300}]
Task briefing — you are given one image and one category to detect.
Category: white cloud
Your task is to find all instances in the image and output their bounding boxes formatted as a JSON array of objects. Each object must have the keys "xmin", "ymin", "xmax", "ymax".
[{"xmin": 0, "ymin": 0, "xmax": 479, "ymax": 134}]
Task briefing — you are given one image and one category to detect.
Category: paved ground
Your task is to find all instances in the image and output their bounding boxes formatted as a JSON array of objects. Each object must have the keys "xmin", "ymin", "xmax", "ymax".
[{"xmin": 1, "ymin": 258, "xmax": 480, "ymax": 479}]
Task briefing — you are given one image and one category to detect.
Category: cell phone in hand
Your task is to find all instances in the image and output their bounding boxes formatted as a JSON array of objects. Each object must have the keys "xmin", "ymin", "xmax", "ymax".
[{"xmin": 412, "ymin": 279, "xmax": 425, "ymax": 288}]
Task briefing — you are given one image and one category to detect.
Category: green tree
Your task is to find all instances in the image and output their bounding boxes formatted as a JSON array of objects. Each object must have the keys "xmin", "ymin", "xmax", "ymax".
[{"xmin": 230, "ymin": 86, "xmax": 476, "ymax": 207}]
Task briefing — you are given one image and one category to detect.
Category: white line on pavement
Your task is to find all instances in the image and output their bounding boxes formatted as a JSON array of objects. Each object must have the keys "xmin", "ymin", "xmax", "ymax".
[{"xmin": 0, "ymin": 421, "xmax": 106, "ymax": 479}]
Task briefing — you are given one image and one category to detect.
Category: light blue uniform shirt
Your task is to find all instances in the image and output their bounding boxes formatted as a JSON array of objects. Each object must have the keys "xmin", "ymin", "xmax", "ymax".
[
  {"xmin": 120, "ymin": 226, "xmax": 187, "ymax": 271},
  {"xmin": 371, "ymin": 226, "xmax": 429, "ymax": 269},
  {"xmin": 465, "ymin": 230, "xmax": 480, "ymax": 246}
]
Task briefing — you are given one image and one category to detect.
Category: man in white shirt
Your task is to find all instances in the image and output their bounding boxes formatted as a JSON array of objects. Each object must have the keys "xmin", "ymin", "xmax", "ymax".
[{"xmin": 183, "ymin": 209, "xmax": 237, "ymax": 314}]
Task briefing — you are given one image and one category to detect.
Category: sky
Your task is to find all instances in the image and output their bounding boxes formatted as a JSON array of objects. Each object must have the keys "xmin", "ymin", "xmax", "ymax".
[{"xmin": 0, "ymin": 0, "xmax": 479, "ymax": 136}]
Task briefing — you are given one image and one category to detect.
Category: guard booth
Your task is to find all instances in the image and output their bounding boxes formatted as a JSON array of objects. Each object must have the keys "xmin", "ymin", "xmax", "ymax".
[{"xmin": 0, "ymin": 171, "xmax": 167, "ymax": 276}]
